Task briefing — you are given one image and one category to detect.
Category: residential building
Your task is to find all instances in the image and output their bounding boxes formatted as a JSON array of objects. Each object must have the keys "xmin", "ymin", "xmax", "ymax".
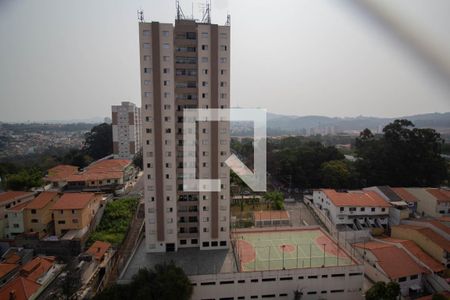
[
  {"xmin": 0, "ymin": 255, "xmax": 64, "ymax": 300},
  {"xmin": 112, "ymin": 101, "xmax": 142, "ymax": 159},
  {"xmin": 405, "ymin": 188, "xmax": 450, "ymax": 218},
  {"xmin": 364, "ymin": 186, "xmax": 419, "ymax": 225},
  {"xmin": 44, "ymin": 159, "xmax": 134, "ymax": 192},
  {"xmin": 313, "ymin": 189, "xmax": 391, "ymax": 233},
  {"xmin": 353, "ymin": 240, "xmax": 425, "ymax": 296},
  {"xmin": 23, "ymin": 191, "xmax": 60, "ymax": 237},
  {"xmin": 392, "ymin": 224, "xmax": 450, "ymax": 268},
  {"xmin": 4, "ymin": 202, "xmax": 28, "ymax": 239},
  {"xmin": 51, "ymin": 193, "xmax": 101, "ymax": 236},
  {"xmin": 0, "ymin": 192, "xmax": 35, "ymax": 238},
  {"xmin": 139, "ymin": 14, "xmax": 230, "ymax": 252}
]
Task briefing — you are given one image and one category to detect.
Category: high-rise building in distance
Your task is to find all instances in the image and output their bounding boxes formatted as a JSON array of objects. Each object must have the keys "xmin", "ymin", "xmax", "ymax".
[
  {"xmin": 111, "ymin": 101, "xmax": 142, "ymax": 159},
  {"xmin": 139, "ymin": 15, "xmax": 231, "ymax": 252}
]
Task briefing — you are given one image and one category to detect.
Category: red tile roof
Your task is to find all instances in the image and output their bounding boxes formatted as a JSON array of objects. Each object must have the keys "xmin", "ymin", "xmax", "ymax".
[
  {"xmin": 0, "ymin": 191, "xmax": 33, "ymax": 204},
  {"xmin": 51, "ymin": 193, "xmax": 96, "ymax": 210},
  {"xmin": 46, "ymin": 160, "xmax": 130, "ymax": 183},
  {"xmin": 394, "ymin": 224, "xmax": 450, "ymax": 252},
  {"xmin": 25, "ymin": 192, "xmax": 59, "ymax": 210},
  {"xmin": 86, "ymin": 241, "xmax": 112, "ymax": 261},
  {"xmin": 321, "ymin": 189, "xmax": 391, "ymax": 207},
  {"xmin": 46, "ymin": 165, "xmax": 78, "ymax": 181},
  {"xmin": 0, "ymin": 263, "xmax": 18, "ymax": 278},
  {"xmin": 0, "ymin": 276, "xmax": 40, "ymax": 300},
  {"xmin": 391, "ymin": 187, "xmax": 418, "ymax": 203},
  {"xmin": 21, "ymin": 256, "xmax": 56, "ymax": 282},
  {"xmin": 8, "ymin": 201, "xmax": 29, "ymax": 212},
  {"xmin": 353, "ymin": 241, "xmax": 392, "ymax": 250},
  {"xmin": 370, "ymin": 246, "xmax": 426, "ymax": 279},
  {"xmin": 253, "ymin": 210, "xmax": 289, "ymax": 221},
  {"xmin": 399, "ymin": 240, "xmax": 445, "ymax": 273},
  {"xmin": 426, "ymin": 188, "xmax": 450, "ymax": 203}
]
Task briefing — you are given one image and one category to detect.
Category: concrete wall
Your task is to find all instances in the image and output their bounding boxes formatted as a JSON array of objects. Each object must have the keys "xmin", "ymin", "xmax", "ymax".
[{"xmin": 189, "ymin": 264, "xmax": 364, "ymax": 300}]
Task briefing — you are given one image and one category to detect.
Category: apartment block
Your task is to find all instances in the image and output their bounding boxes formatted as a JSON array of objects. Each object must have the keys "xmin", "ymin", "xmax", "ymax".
[
  {"xmin": 112, "ymin": 101, "xmax": 142, "ymax": 159},
  {"xmin": 313, "ymin": 189, "xmax": 391, "ymax": 232},
  {"xmin": 51, "ymin": 193, "xmax": 101, "ymax": 236},
  {"xmin": 139, "ymin": 16, "xmax": 230, "ymax": 252},
  {"xmin": 23, "ymin": 191, "xmax": 60, "ymax": 237},
  {"xmin": 0, "ymin": 192, "xmax": 35, "ymax": 238},
  {"xmin": 405, "ymin": 188, "xmax": 450, "ymax": 218}
]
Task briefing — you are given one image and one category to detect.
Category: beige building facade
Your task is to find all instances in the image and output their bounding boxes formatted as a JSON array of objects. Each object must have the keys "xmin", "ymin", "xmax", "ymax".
[
  {"xmin": 112, "ymin": 101, "xmax": 142, "ymax": 159},
  {"xmin": 139, "ymin": 16, "xmax": 230, "ymax": 252}
]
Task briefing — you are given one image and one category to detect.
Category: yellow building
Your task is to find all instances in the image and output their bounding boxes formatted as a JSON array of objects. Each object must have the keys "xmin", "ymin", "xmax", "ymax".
[
  {"xmin": 23, "ymin": 191, "xmax": 60, "ymax": 238},
  {"xmin": 51, "ymin": 193, "xmax": 101, "ymax": 236},
  {"xmin": 391, "ymin": 224, "xmax": 450, "ymax": 268}
]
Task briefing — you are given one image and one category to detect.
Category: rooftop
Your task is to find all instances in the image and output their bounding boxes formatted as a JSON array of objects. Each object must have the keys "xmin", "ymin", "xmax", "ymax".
[
  {"xmin": 0, "ymin": 263, "xmax": 18, "ymax": 278},
  {"xmin": 86, "ymin": 241, "xmax": 112, "ymax": 261},
  {"xmin": 253, "ymin": 210, "xmax": 289, "ymax": 221},
  {"xmin": 46, "ymin": 159, "xmax": 131, "ymax": 183},
  {"xmin": 0, "ymin": 276, "xmax": 40, "ymax": 300},
  {"xmin": 393, "ymin": 224, "xmax": 450, "ymax": 252},
  {"xmin": 321, "ymin": 189, "xmax": 391, "ymax": 208},
  {"xmin": 0, "ymin": 191, "xmax": 33, "ymax": 204},
  {"xmin": 232, "ymin": 227, "xmax": 355, "ymax": 272},
  {"xmin": 390, "ymin": 187, "xmax": 418, "ymax": 203},
  {"xmin": 25, "ymin": 191, "xmax": 59, "ymax": 210},
  {"xmin": 21, "ymin": 256, "xmax": 56, "ymax": 282},
  {"xmin": 51, "ymin": 193, "xmax": 96, "ymax": 210},
  {"xmin": 426, "ymin": 188, "xmax": 450, "ymax": 203}
]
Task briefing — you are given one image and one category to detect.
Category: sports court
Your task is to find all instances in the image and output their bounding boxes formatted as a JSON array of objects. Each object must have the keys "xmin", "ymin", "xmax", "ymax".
[{"xmin": 232, "ymin": 228, "xmax": 354, "ymax": 272}]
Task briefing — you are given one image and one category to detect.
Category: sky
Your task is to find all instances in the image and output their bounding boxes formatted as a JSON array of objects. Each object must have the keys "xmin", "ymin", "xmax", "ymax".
[{"xmin": 0, "ymin": 0, "xmax": 449, "ymax": 122}]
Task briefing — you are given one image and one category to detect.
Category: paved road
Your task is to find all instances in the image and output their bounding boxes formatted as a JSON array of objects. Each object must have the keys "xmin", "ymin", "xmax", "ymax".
[{"xmin": 285, "ymin": 201, "xmax": 319, "ymax": 227}]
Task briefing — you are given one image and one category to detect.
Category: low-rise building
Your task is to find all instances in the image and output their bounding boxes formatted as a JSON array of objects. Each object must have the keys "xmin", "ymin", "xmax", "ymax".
[
  {"xmin": 51, "ymin": 193, "xmax": 101, "ymax": 236},
  {"xmin": 392, "ymin": 224, "xmax": 450, "ymax": 268},
  {"xmin": 365, "ymin": 186, "xmax": 419, "ymax": 225},
  {"xmin": 23, "ymin": 191, "xmax": 60, "ymax": 238},
  {"xmin": 4, "ymin": 202, "xmax": 29, "ymax": 239},
  {"xmin": 405, "ymin": 188, "xmax": 450, "ymax": 218},
  {"xmin": 44, "ymin": 159, "xmax": 134, "ymax": 192},
  {"xmin": 353, "ymin": 240, "xmax": 426, "ymax": 296},
  {"xmin": 313, "ymin": 189, "xmax": 391, "ymax": 234},
  {"xmin": 0, "ymin": 192, "xmax": 35, "ymax": 238}
]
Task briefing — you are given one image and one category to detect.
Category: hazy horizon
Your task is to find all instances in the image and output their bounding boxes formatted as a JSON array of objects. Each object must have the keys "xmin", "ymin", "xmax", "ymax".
[{"xmin": 1, "ymin": 0, "xmax": 449, "ymax": 122}]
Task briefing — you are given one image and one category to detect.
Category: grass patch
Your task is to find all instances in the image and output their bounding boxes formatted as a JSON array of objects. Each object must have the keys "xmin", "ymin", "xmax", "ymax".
[{"xmin": 87, "ymin": 197, "xmax": 139, "ymax": 247}]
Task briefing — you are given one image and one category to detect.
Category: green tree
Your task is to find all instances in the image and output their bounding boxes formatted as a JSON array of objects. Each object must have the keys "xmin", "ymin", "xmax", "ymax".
[
  {"xmin": 94, "ymin": 263, "xmax": 192, "ymax": 300},
  {"xmin": 319, "ymin": 160, "xmax": 351, "ymax": 189},
  {"xmin": 83, "ymin": 123, "xmax": 113, "ymax": 160},
  {"xmin": 263, "ymin": 191, "xmax": 284, "ymax": 210},
  {"xmin": 132, "ymin": 149, "xmax": 143, "ymax": 170},
  {"xmin": 365, "ymin": 281, "xmax": 400, "ymax": 300},
  {"xmin": 355, "ymin": 120, "xmax": 448, "ymax": 186},
  {"xmin": 5, "ymin": 168, "xmax": 43, "ymax": 191}
]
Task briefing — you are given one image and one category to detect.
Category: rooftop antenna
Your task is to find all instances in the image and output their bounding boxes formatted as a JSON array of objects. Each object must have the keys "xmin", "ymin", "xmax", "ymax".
[
  {"xmin": 176, "ymin": 0, "xmax": 185, "ymax": 20},
  {"xmin": 201, "ymin": 0, "xmax": 211, "ymax": 23},
  {"xmin": 137, "ymin": 9, "xmax": 144, "ymax": 22},
  {"xmin": 225, "ymin": 13, "xmax": 231, "ymax": 26}
]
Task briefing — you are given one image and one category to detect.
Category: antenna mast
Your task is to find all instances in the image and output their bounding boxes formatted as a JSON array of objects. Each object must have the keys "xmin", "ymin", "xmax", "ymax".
[
  {"xmin": 201, "ymin": 0, "xmax": 211, "ymax": 23},
  {"xmin": 176, "ymin": 0, "xmax": 185, "ymax": 20},
  {"xmin": 226, "ymin": 13, "xmax": 231, "ymax": 26},
  {"xmin": 137, "ymin": 9, "xmax": 144, "ymax": 22}
]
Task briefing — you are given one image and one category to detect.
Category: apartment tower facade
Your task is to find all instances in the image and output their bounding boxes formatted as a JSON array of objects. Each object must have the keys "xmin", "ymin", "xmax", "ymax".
[
  {"xmin": 139, "ymin": 16, "xmax": 231, "ymax": 252},
  {"xmin": 112, "ymin": 101, "xmax": 142, "ymax": 159}
]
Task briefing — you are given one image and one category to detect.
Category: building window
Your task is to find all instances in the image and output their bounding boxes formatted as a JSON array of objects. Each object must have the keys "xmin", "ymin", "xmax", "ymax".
[
  {"xmin": 143, "ymin": 43, "xmax": 151, "ymax": 48},
  {"xmin": 144, "ymin": 68, "xmax": 151, "ymax": 74},
  {"xmin": 163, "ymin": 43, "xmax": 170, "ymax": 49},
  {"xmin": 143, "ymin": 30, "xmax": 150, "ymax": 36},
  {"xmin": 162, "ymin": 30, "xmax": 169, "ymax": 37},
  {"xmin": 163, "ymin": 68, "xmax": 169, "ymax": 74},
  {"xmin": 58, "ymin": 220, "xmax": 66, "ymax": 224},
  {"xmin": 144, "ymin": 55, "xmax": 151, "ymax": 61}
]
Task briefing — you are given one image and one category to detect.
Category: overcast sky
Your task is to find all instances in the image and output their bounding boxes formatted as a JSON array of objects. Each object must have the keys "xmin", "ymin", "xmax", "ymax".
[{"xmin": 0, "ymin": 0, "xmax": 449, "ymax": 122}]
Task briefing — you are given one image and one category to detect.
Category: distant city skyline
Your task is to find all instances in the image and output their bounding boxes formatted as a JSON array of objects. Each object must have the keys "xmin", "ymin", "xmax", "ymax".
[{"xmin": 1, "ymin": 0, "xmax": 450, "ymax": 122}]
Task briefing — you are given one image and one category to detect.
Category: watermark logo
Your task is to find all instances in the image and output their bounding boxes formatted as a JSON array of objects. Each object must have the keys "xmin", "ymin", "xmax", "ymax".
[{"xmin": 182, "ymin": 108, "xmax": 267, "ymax": 192}]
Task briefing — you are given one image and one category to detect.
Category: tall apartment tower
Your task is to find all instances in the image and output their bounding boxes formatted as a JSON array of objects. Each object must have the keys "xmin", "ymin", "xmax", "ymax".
[
  {"xmin": 139, "ymin": 15, "xmax": 230, "ymax": 252},
  {"xmin": 112, "ymin": 101, "xmax": 142, "ymax": 159}
]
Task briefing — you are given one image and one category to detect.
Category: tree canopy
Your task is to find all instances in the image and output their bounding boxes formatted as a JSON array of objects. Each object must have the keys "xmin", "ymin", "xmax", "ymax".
[
  {"xmin": 355, "ymin": 119, "xmax": 447, "ymax": 186},
  {"xmin": 365, "ymin": 281, "xmax": 400, "ymax": 300},
  {"xmin": 94, "ymin": 263, "xmax": 193, "ymax": 300},
  {"xmin": 83, "ymin": 123, "xmax": 113, "ymax": 160}
]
